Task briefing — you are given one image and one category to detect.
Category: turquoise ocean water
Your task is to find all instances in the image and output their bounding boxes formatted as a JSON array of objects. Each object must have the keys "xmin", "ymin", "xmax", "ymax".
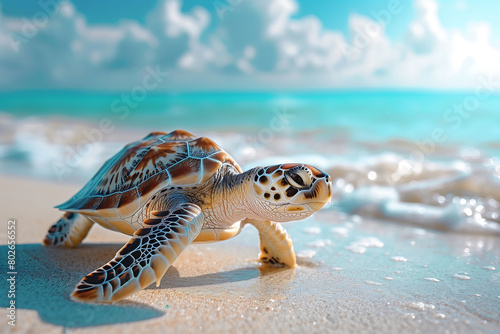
[
  {"xmin": 0, "ymin": 90, "xmax": 499, "ymax": 234},
  {"xmin": 1, "ymin": 90, "xmax": 499, "ymax": 146}
]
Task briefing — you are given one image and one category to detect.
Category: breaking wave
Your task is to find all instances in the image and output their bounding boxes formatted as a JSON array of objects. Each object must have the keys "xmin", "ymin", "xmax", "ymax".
[{"xmin": 0, "ymin": 114, "xmax": 499, "ymax": 234}]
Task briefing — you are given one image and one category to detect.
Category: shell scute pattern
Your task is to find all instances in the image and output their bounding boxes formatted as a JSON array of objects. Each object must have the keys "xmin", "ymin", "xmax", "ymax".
[
  {"xmin": 56, "ymin": 130, "xmax": 239, "ymax": 226},
  {"xmin": 118, "ymin": 188, "xmax": 140, "ymax": 208},
  {"xmin": 168, "ymin": 158, "xmax": 202, "ymax": 184},
  {"xmin": 188, "ymin": 137, "xmax": 221, "ymax": 157},
  {"xmin": 163, "ymin": 129, "xmax": 197, "ymax": 141}
]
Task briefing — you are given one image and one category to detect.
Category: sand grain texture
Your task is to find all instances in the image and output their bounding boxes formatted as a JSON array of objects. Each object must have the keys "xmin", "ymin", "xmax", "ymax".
[{"xmin": 1, "ymin": 175, "xmax": 499, "ymax": 334}]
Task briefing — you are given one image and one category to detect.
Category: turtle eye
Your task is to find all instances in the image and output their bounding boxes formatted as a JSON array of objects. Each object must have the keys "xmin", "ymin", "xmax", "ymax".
[{"xmin": 285, "ymin": 169, "xmax": 311, "ymax": 189}]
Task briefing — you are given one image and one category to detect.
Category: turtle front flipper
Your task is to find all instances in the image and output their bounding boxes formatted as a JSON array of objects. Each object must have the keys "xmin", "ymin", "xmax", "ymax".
[
  {"xmin": 70, "ymin": 203, "xmax": 203, "ymax": 303},
  {"xmin": 244, "ymin": 219, "xmax": 296, "ymax": 268},
  {"xmin": 43, "ymin": 212, "xmax": 94, "ymax": 248}
]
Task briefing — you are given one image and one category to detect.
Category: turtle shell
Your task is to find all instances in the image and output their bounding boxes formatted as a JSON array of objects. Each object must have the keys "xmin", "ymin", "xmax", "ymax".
[{"xmin": 57, "ymin": 130, "xmax": 241, "ymax": 229}]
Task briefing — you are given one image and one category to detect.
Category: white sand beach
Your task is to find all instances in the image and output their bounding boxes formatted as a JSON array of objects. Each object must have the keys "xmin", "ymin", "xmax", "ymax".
[{"xmin": 1, "ymin": 175, "xmax": 499, "ymax": 334}]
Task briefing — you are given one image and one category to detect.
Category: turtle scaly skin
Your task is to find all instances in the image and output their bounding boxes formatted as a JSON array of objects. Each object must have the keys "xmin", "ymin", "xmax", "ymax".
[{"xmin": 43, "ymin": 130, "xmax": 332, "ymax": 303}]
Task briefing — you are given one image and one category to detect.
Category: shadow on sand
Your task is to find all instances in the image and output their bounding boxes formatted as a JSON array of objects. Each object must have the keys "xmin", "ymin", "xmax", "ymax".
[
  {"xmin": 152, "ymin": 261, "xmax": 291, "ymax": 290},
  {"xmin": 0, "ymin": 243, "xmax": 164, "ymax": 327},
  {"xmin": 0, "ymin": 243, "xmax": 285, "ymax": 328}
]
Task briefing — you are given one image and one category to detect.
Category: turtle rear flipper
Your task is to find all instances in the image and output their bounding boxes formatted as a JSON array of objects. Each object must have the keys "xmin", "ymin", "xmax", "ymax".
[
  {"xmin": 70, "ymin": 203, "xmax": 203, "ymax": 303},
  {"xmin": 43, "ymin": 212, "xmax": 94, "ymax": 248},
  {"xmin": 245, "ymin": 219, "xmax": 296, "ymax": 268}
]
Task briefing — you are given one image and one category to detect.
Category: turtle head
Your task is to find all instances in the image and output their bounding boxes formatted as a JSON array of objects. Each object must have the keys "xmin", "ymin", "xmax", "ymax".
[{"xmin": 249, "ymin": 163, "xmax": 332, "ymax": 222}]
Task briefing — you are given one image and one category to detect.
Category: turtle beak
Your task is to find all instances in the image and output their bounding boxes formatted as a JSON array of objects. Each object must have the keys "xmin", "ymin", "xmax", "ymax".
[{"xmin": 300, "ymin": 176, "xmax": 332, "ymax": 212}]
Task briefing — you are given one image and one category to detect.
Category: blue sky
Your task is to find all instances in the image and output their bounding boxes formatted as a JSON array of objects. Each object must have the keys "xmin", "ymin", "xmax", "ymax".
[
  {"xmin": 3, "ymin": 0, "xmax": 500, "ymax": 39},
  {"xmin": 0, "ymin": 0, "xmax": 499, "ymax": 90},
  {"xmin": 3, "ymin": 0, "xmax": 500, "ymax": 41}
]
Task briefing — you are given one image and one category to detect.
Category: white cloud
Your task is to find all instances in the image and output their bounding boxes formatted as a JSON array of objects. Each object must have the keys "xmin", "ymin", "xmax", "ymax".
[
  {"xmin": 406, "ymin": 0, "xmax": 446, "ymax": 54},
  {"xmin": 104, "ymin": 21, "xmax": 157, "ymax": 69},
  {"xmin": 146, "ymin": 0, "xmax": 211, "ymax": 69},
  {"xmin": 0, "ymin": 0, "xmax": 499, "ymax": 90},
  {"xmin": 395, "ymin": 0, "xmax": 500, "ymax": 87}
]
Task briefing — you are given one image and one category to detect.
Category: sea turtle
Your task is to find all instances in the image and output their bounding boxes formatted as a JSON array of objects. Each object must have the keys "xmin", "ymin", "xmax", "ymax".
[{"xmin": 43, "ymin": 130, "xmax": 332, "ymax": 303}]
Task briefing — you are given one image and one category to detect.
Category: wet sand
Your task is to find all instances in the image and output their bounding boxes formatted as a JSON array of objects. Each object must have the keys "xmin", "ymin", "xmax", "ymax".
[{"xmin": 0, "ymin": 175, "xmax": 499, "ymax": 334}]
